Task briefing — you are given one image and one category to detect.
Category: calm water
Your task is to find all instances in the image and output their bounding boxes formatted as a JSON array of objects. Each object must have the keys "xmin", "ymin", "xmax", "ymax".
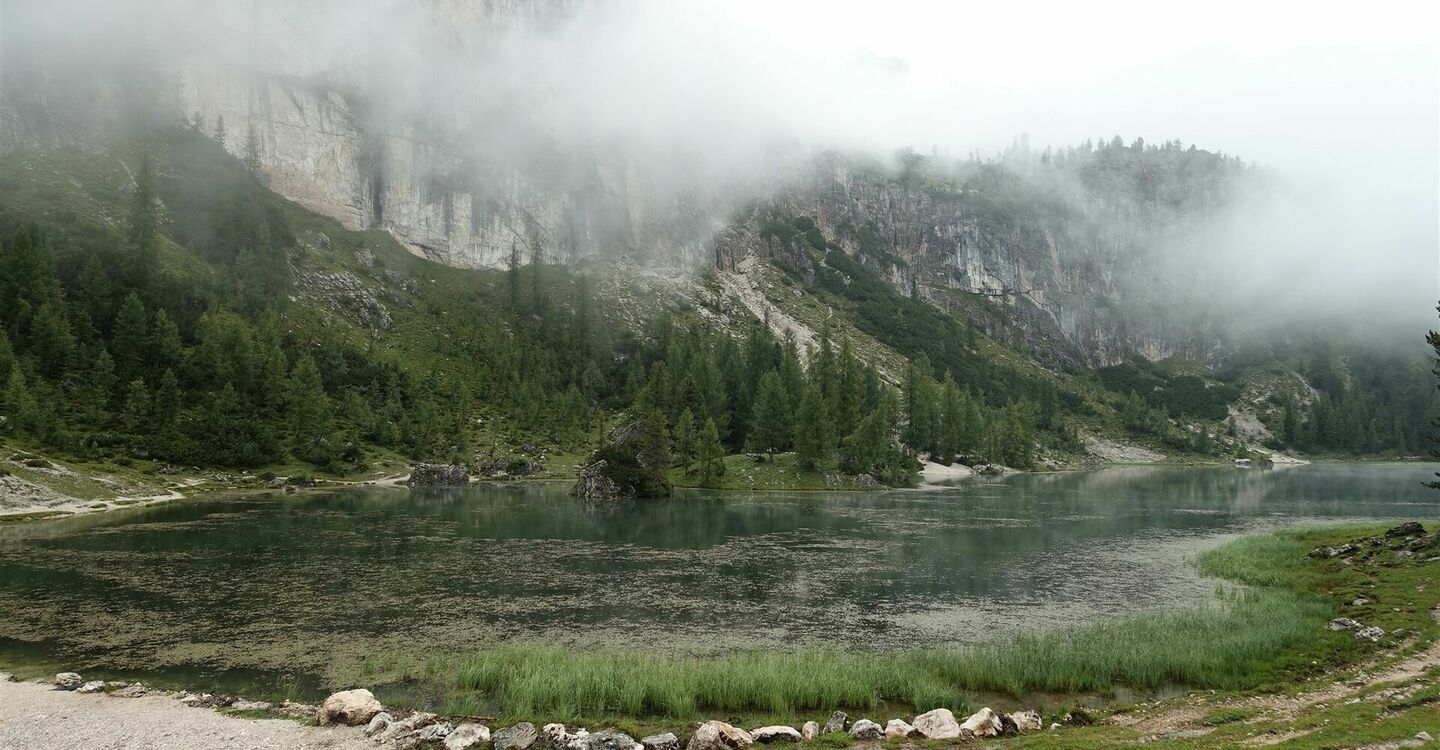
[{"xmin": 0, "ymin": 463, "xmax": 1436, "ymax": 692}]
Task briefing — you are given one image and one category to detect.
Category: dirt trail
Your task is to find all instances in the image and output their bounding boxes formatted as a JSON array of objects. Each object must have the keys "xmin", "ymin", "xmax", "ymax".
[
  {"xmin": 0, "ymin": 679, "xmax": 373, "ymax": 750},
  {"xmin": 1109, "ymin": 639, "xmax": 1440, "ymax": 743}
]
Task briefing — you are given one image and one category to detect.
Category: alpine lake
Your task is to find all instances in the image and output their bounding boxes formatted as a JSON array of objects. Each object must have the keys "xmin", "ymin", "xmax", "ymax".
[{"xmin": 1, "ymin": 462, "xmax": 1436, "ymax": 704}]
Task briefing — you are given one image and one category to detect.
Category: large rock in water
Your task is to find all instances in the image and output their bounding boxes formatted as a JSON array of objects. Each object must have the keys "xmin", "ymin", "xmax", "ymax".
[
  {"xmin": 494, "ymin": 722, "xmax": 540, "ymax": 750},
  {"xmin": 316, "ymin": 688, "xmax": 383, "ymax": 726},
  {"xmin": 959, "ymin": 707, "xmax": 1003, "ymax": 738},
  {"xmin": 685, "ymin": 721, "xmax": 753, "ymax": 750},
  {"xmin": 911, "ymin": 709, "xmax": 960, "ymax": 739},
  {"xmin": 572, "ymin": 459, "xmax": 630, "ymax": 502},
  {"xmin": 408, "ymin": 463, "xmax": 469, "ymax": 487}
]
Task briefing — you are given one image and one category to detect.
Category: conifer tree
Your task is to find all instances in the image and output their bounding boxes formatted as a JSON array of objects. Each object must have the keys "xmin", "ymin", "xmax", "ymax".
[
  {"xmin": 286, "ymin": 355, "xmax": 332, "ymax": 447},
  {"xmin": 128, "ymin": 155, "xmax": 158, "ymax": 292},
  {"xmin": 28, "ymin": 299, "xmax": 74, "ymax": 378},
  {"xmin": 673, "ymin": 408, "xmax": 697, "ymax": 469},
  {"xmin": 122, "ymin": 379, "xmax": 151, "ymax": 432},
  {"xmin": 2, "ymin": 369, "xmax": 38, "ymax": 433},
  {"xmin": 794, "ymin": 383, "xmax": 832, "ymax": 470},
  {"xmin": 748, "ymin": 370, "xmax": 792, "ymax": 454},
  {"xmin": 112, "ymin": 293, "xmax": 148, "ymax": 384},
  {"xmin": 697, "ymin": 417, "xmax": 726, "ymax": 486}
]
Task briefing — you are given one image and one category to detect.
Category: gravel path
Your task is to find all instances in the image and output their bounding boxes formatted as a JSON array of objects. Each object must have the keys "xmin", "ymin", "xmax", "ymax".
[{"xmin": 0, "ymin": 679, "xmax": 374, "ymax": 750}]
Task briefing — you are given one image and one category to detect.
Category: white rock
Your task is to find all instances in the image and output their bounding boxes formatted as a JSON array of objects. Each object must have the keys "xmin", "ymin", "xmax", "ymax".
[
  {"xmin": 1048, "ymin": 723, "xmax": 1062, "ymax": 731},
  {"xmin": 378, "ymin": 712, "xmax": 437, "ymax": 743},
  {"xmin": 231, "ymin": 699, "xmax": 272, "ymax": 711},
  {"xmin": 820, "ymin": 711, "xmax": 848, "ymax": 735},
  {"xmin": 750, "ymin": 726, "xmax": 802, "ymax": 744},
  {"xmin": 1416, "ymin": 731, "xmax": 1432, "ymax": 743},
  {"xmin": 446, "ymin": 723, "xmax": 492, "ymax": 750},
  {"xmin": 960, "ymin": 707, "xmax": 1003, "ymax": 739},
  {"xmin": 418, "ymin": 723, "xmax": 454, "ymax": 742},
  {"xmin": 847, "ymin": 720, "xmax": 882, "ymax": 740},
  {"xmin": 799, "ymin": 722, "xmax": 819, "ymax": 741},
  {"xmin": 685, "ymin": 721, "xmax": 753, "ymax": 750},
  {"xmin": 883, "ymin": 720, "xmax": 916, "ymax": 738},
  {"xmin": 54, "ymin": 672, "xmax": 83, "ymax": 690},
  {"xmin": 316, "ymin": 688, "xmax": 383, "ymax": 726},
  {"xmin": 911, "ymin": 708, "xmax": 961, "ymax": 739},
  {"xmin": 640, "ymin": 733, "xmax": 678, "ymax": 750},
  {"xmin": 365, "ymin": 712, "xmax": 394, "ymax": 736},
  {"xmin": 1010, "ymin": 710, "xmax": 1043, "ymax": 733},
  {"xmin": 1328, "ymin": 617, "xmax": 1362, "ymax": 631},
  {"xmin": 1355, "ymin": 626, "xmax": 1385, "ymax": 641},
  {"xmin": 76, "ymin": 681, "xmax": 106, "ymax": 694}
]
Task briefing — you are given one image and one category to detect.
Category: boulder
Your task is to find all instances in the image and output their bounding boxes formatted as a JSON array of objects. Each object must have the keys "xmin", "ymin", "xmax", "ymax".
[
  {"xmin": 54, "ymin": 672, "xmax": 83, "ymax": 690},
  {"xmin": 750, "ymin": 726, "xmax": 802, "ymax": 743},
  {"xmin": 1386, "ymin": 522, "xmax": 1425, "ymax": 538},
  {"xmin": 544, "ymin": 723, "xmax": 585, "ymax": 750},
  {"xmin": 685, "ymin": 721, "xmax": 753, "ymax": 750},
  {"xmin": 579, "ymin": 732, "xmax": 640, "ymax": 750},
  {"xmin": 1010, "ymin": 710, "xmax": 1043, "ymax": 733},
  {"xmin": 408, "ymin": 463, "xmax": 470, "ymax": 487},
  {"xmin": 495, "ymin": 722, "xmax": 541, "ymax": 750},
  {"xmin": 641, "ymin": 733, "xmax": 679, "ymax": 750},
  {"xmin": 1356, "ymin": 626, "xmax": 1385, "ymax": 641},
  {"xmin": 847, "ymin": 720, "xmax": 883, "ymax": 740},
  {"xmin": 911, "ymin": 708, "xmax": 961, "ymax": 739},
  {"xmin": 316, "ymin": 688, "xmax": 383, "ymax": 726},
  {"xmin": 960, "ymin": 708, "xmax": 1003, "ymax": 738},
  {"xmin": 378, "ymin": 713, "xmax": 438, "ymax": 743},
  {"xmin": 883, "ymin": 720, "xmax": 917, "ymax": 739},
  {"xmin": 365, "ymin": 712, "xmax": 394, "ymax": 737},
  {"xmin": 799, "ymin": 722, "xmax": 820, "ymax": 741},
  {"xmin": 821, "ymin": 711, "xmax": 848, "ymax": 735},
  {"xmin": 1062, "ymin": 708, "xmax": 1094, "ymax": 726},
  {"xmin": 572, "ymin": 460, "xmax": 629, "ymax": 502},
  {"xmin": 76, "ymin": 681, "xmax": 106, "ymax": 694},
  {"xmin": 447, "ymin": 723, "xmax": 492, "ymax": 750}
]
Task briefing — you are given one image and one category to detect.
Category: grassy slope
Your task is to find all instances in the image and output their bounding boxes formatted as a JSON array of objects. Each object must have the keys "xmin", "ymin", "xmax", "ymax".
[{"xmin": 330, "ymin": 523, "xmax": 1439, "ymax": 750}]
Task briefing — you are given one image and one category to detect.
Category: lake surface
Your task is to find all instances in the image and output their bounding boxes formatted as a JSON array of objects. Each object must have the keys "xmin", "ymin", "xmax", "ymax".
[{"xmin": 0, "ymin": 463, "xmax": 1436, "ymax": 694}]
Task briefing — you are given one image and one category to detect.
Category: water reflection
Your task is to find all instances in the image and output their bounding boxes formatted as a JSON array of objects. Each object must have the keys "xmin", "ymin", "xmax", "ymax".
[{"xmin": 0, "ymin": 463, "xmax": 1435, "ymax": 684}]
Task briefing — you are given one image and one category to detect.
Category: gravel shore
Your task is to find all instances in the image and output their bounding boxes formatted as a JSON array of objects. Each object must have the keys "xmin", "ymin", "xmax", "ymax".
[{"xmin": 0, "ymin": 678, "xmax": 374, "ymax": 750}]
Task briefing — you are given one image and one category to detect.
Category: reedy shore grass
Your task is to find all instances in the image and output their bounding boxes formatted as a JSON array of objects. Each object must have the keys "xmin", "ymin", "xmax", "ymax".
[{"xmin": 346, "ymin": 527, "xmax": 1368, "ymax": 722}]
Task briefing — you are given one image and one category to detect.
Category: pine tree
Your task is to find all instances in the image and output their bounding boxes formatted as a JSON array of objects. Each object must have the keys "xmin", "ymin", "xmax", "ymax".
[
  {"xmin": 2, "ymin": 368, "xmax": 38, "ymax": 433},
  {"xmin": 1427, "ymin": 305, "xmax": 1440, "ymax": 489},
  {"xmin": 507, "ymin": 240, "xmax": 521, "ymax": 312},
  {"xmin": 0, "ymin": 330, "xmax": 12, "ymax": 382},
  {"xmin": 82, "ymin": 348, "xmax": 117, "ymax": 424},
  {"xmin": 748, "ymin": 370, "xmax": 792, "ymax": 454},
  {"xmin": 794, "ymin": 383, "xmax": 832, "ymax": 470},
  {"xmin": 122, "ymin": 378, "xmax": 151, "ymax": 432},
  {"xmin": 673, "ymin": 408, "xmax": 697, "ymax": 469},
  {"xmin": 112, "ymin": 292, "xmax": 149, "ymax": 384},
  {"xmin": 213, "ymin": 113, "xmax": 227, "ymax": 145},
  {"xmin": 28, "ymin": 299, "xmax": 74, "ymax": 378},
  {"xmin": 697, "ymin": 417, "xmax": 726, "ymax": 486},
  {"xmin": 152, "ymin": 369, "xmax": 182, "ymax": 430},
  {"xmin": 286, "ymin": 355, "xmax": 332, "ymax": 445},
  {"xmin": 638, "ymin": 409, "xmax": 672, "ymax": 475},
  {"xmin": 149, "ymin": 309, "xmax": 182, "ymax": 375}
]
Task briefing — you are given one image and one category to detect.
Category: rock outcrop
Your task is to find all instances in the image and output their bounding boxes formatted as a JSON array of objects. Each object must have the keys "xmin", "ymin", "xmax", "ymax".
[{"xmin": 408, "ymin": 463, "xmax": 470, "ymax": 487}]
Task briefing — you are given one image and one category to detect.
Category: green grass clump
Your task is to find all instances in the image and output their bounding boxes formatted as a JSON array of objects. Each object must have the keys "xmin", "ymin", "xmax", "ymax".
[{"xmin": 1202, "ymin": 707, "xmax": 1259, "ymax": 726}]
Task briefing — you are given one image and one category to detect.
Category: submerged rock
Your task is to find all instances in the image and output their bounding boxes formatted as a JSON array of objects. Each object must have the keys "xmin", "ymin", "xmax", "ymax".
[
  {"xmin": 960, "ymin": 708, "xmax": 1003, "ymax": 738},
  {"xmin": 685, "ymin": 721, "xmax": 753, "ymax": 750},
  {"xmin": 883, "ymin": 719, "xmax": 917, "ymax": 738},
  {"xmin": 495, "ymin": 722, "xmax": 540, "ymax": 750},
  {"xmin": 408, "ymin": 463, "xmax": 469, "ymax": 487},
  {"xmin": 750, "ymin": 726, "xmax": 802, "ymax": 743},
  {"xmin": 54, "ymin": 672, "xmax": 83, "ymax": 690},
  {"xmin": 847, "ymin": 720, "xmax": 882, "ymax": 740},
  {"xmin": 316, "ymin": 688, "xmax": 383, "ymax": 726},
  {"xmin": 446, "ymin": 723, "xmax": 492, "ymax": 750},
  {"xmin": 911, "ymin": 708, "xmax": 961, "ymax": 739},
  {"xmin": 640, "ymin": 733, "xmax": 678, "ymax": 750},
  {"xmin": 821, "ymin": 711, "xmax": 848, "ymax": 735}
]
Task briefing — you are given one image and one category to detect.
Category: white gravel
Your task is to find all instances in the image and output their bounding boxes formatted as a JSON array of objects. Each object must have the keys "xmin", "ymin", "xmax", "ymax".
[{"xmin": 0, "ymin": 679, "xmax": 374, "ymax": 750}]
